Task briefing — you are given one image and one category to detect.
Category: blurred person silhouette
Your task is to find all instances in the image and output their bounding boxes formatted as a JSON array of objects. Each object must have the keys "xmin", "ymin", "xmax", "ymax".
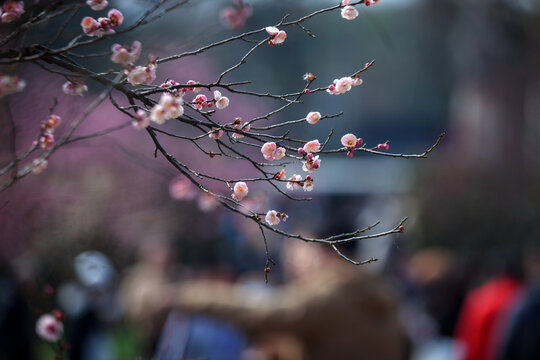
[
  {"xmin": 59, "ymin": 251, "xmax": 122, "ymax": 360},
  {"xmin": 120, "ymin": 238, "xmax": 248, "ymax": 360},
  {"xmin": 453, "ymin": 251, "xmax": 523, "ymax": 360},
  {"xmin": 497, "ymin": 242, "xmax": 540, "ymax": 360},
  {"xmin": 122, "ymin": 234, "xmax": 409, "ymax": 360}
]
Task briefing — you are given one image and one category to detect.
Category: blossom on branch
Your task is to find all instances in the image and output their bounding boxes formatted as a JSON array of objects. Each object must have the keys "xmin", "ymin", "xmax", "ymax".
[
  {"xmin": 41, "ymin": 115, "xmax": 61, "ymax": 131},
  {"xmin": 62, "ymin": 81, "xmax": 88, "ymax": 96},
  {"xmin": 86, "ymin": 0, "xmax": 108, "ymax": 11},
  {"xmin": 261, "ymin": 142, "xmax": 286, "ymax": 161},
  {"xmin": 125, "ymin": 60, "xmax": 157, "ymax": 86},
  {"xmin": 303, "ymin": 139, "xmax": 321, "ymax": 153},
  {"xmin": 111, "ymin": 41, "xmax": 142, "ymax": 65},
  {"xmin": 302, "ymin": 154, "xmax": 321, "ymax": 173},
  {"xmin": 232, "ymin": 182, "xmax": 249, "ymax": 201},
  {"xmin": 81, "ymin": 9, "xmax": 123, "ymax": 37},
  {"xmin": 35, "ymin": 314, "xmax": 63, "ymax": 342},
  {"xmin": 231, "ymin": 117, "xmax": 250, "ymax": 139},
  {"xmin": 1, "ymin": 1, "xmax": 24, "ymax": 23},
  {"xmin": 0, "ymin": 74, "xmax": 25, "ymax": 98},
  {"xmin": 151, "ymin": 93, "xmax": 184, "ymax": 124},
  {"xmin": 266, "ymin": 26, "xmax": 287, "ymax": 46},
  {"xmin": 341, "ymin": 6, "xmax": 358, "ymax": 20},
  {"xmin": 287, "ymin": 174, "xmax": 303, "ymax": 190},
  {"xmin": 306, "ymin": 111, "xmax": 321, "ymax": 125},
  {"xmin": 132, "ymin": 110, "xmax": 149, "ymax": 130},
  {"xmin": 214, "ymin": 90, "xmax": 230, "ymax": 110}
]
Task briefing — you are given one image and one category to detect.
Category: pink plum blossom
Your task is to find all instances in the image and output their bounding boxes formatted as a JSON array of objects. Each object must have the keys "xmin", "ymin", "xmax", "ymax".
[
  {"xmin": 62, "ymin": 81, "xmax": 88, "ymax": 96},
  {"xmin": 86, "ymin": 0, "xmax": 108, "ymax": 11},
  {"xmin": 132, "ymin": 109, "xmax": 149, "ymax": 130},
  {"xmin": 303, "ymin": 175, "xmax": 314, "ymax": 191},
  {"xmin": 185, "ymin": 80, "xmax": 202, "ymax": 93},
  {"xmin": 214, "ymin": 90, "xmax": 230, "ymax": 110},
  {"xmin": 305, "ymin": 111, "xmax": 321, "ymax": 125},
  {"xmin": 261, "ymin": 142, "xmax": 286, "ymax": 161},
  {"xmin": 265, "ymin": 210, "xmax": 280, "ymax": 226},
  {"xmin": 341, "ymin": 6, "xmax": 359, "ymax": 20},
  {"xmin": 232, "ymin": 182, "xmax": 249, "ymax": 201},
  {"xmin": 351, "ymin": 76, "xmax": 363, "ymax": 86},
  {"xmin": 111, "ymin": 41, "xmax": 142, "ymax": 65},
  {"xmin": 150, "ymin": 93, "xmax": 184, "ymax": 124},
  {"xmin": 169, "ymin": 177, "xmax": 197, "ymax": 200},
  {"xmin": 107, "ymin": 9, "xmax": 123, "ymax": 26},
  {"xmin": 209, "ymin": 128, "xmax": 224, "ymax": 139},
  {"xmin": 302, "ymin": 155, "xmax": 321, "ymax": 173},
  {"xmin": 231, "ymin": 118, "xmax": 250, "ymax": 139},
  {"xmin": 341, "ymin": 133, "xmax": 357, "ymax": 148},
  {"xmin": 39, "ymin": 132, "xmax": 55, "ymax": 149},
  {"xmin": 36, "ymin": 314, "xmax": 63, "ymax": 342},
  {"xmin": 303, "ymin": 139, "xmax": 320, "ymax": 153},
  {"xmin": 160, "ymin": 80, "xmax": 182, "ymax": 96},
  {"xmin": 1, "ymin": 1, "xmax": 24, "ymax": 23},
  {"xmin": 377, "ymin": 143, "xmax": 390, "ymax": 151},
  {"xmin": 327, "ymin": 76, "xmax": 354, "ymax": 95},
  {"xmin": 220, "ymin": 1, "xmax": 252, "ymax": 29},
  {"xmin": 125, "ymin": 61, "xmax": 157, "ymax": 86},
  {"xmin": 266, "ymin": 26, "xmax": 286, "ymax": 46},
  {"xmin": 0, "ymin": 74, "xmax": 26, "ymax": 98},
  {"xmin": 41, "ymin": 115, "xmax": 61, "ymax": 131},
  {"xmin": 365, "ymin": 0, "xmax": 380, "ymax": 6},
  {"xmin": 287, "ymin": 174, "xmax": 302, "ymax": 191},
  {"xmin": 193, "ymin": 94, "xmax": 208, "ymax": 110}
]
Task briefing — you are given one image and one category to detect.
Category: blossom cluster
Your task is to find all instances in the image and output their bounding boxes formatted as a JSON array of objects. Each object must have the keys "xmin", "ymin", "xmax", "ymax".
[
  {"xmin": 265, "ymin": 26, "xmax": 287, "ymax": 46},
  {"xmin": 151, "ymin": 93, "xmax": 184, "ymax": 124},
  {"xmin": 232, "ymin": 181, "xmax": 249, "ymax": 201},
  {"xmin": 0, "ymin": 1, "xmax": 24, "ymax": 23},
  {"xmin": 297, "ymin": 140, "xmax": 322, "ymax": 173},
  {"xmin": 0, "ymin": 74, "xmax": 25, "ymax": 98},
  {"xmin": 287, "ymin": 174, "xmax": 313, "ymax": 192},
  {"xmin": 261, "ymin": 142, "xmax": 286, "ymax": 161},
  {"xmin": 340, "ymin": 0, "xmax": 380, "ymax": 21},
  {"xmin": 125, "ymin": 59, "xmax": 157, "ymax": 86},
  {"xmin": 38, "ymin": 114, "xmax": 62, "ymax": 150},
  {"xmin": 326, "ymin": 75, "xmax": 363, "ymax": 95},
  {"xmin": 111, "ymin": 41, "xmax": 141, "ymax": 65},
  {"xmin": 62, "ymin": 81, "xmax": 88, "ymax": 96},
  {"xmin": 81, "ymin": 9, "xmax": 123, "ymax": 37}
]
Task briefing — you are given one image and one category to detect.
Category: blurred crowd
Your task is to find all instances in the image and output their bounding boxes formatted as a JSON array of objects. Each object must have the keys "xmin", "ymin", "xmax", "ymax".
[{"xmin": 2, "ymin": 199, "xmax": 540, "ymax": 360}]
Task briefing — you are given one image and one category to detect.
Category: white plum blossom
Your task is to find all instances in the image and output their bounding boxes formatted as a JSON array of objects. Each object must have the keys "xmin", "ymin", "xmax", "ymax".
[
  {"xmin": 327, "ymin": 76, "xmax": 354, "ymax": 95},
  {"xmin": 303, "ymin": 139, "xmax": 320, "ymax": 153},
  {"xmin": 62, "ymin": 81, "xmax": 88, "ymax": 96},
  {"xmin": 265, "ymin": 210, "xmax": 280, "ymax": 226},
  {"xmin": 341, "ymin": 133, "xmax": 357, "ymax": 147},
  {"xmin": 287, "ymin": 174, "xmax": 302, "ymax": 190},
  {"xmin": 111, "ymin": 41, "xmax": 141, "ymax": 65},
  {"xmin": 265, "ymin": 26, "xmax": 279, "ymax": 36},
  {"xmin": 125, "ymin": 62, "xmax": 157, "ymax": 86},
  {"xmin": 302, "ymin": 155, "xmax": 321, "ymax": 173},
  {"xmin": 150, "ymin": 93, "xmax": 184, "ymax": 124},
  {"xmin": 303, "ymin": 175, "xmax": 314, "ymax": 191},
  {"xmin": 86, "ymin": 0, "xmax": 108, "ymax": 11},
  {"xmin": 35, "ymin": 314, "xmax": 63, "ymax": 342},
  {"xmin": 232, "ymin": 182, "xmax": 249, "ymax": 201},
  {"xmin": 132, "ymin": 109, "xmax": 149, "ymax": 130},
  {"xmin": 214, "ymin": 90, "xmax": 230, "ymax": 110},
  {"xmin": 0, "ymin": 74, "xmax": 25, "ymax": 98},
  {"xmin": 341, "ymin": 6, "xmax": 358, "ymax": 20},
  {"xmin": 351, "ymin": 76, "xmax": 363, "ymax": 86},
  {"xmin": 306, "ymin": 111, "xmax": 321, "ymax": 125}
]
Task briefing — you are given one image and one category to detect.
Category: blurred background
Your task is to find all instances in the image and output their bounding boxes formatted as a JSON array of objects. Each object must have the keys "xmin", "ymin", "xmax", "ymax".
[{"xmin": 2, "ymin": 0, "xmax": 540, "ymax": 359}]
